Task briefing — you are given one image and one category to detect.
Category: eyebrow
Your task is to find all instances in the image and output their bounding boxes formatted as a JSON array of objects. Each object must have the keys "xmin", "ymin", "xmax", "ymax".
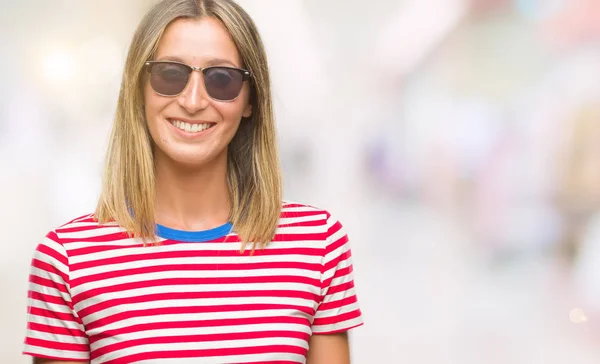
[{"xmin": 156, "ymin": 56, "xmax": 239, "ymax": 68}]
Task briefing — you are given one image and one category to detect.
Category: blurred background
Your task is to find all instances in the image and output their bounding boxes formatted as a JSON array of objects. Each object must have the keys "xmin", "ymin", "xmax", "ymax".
[{"xmin": 2, "ymin": 0, "xmax": 600, "ymax": 362}]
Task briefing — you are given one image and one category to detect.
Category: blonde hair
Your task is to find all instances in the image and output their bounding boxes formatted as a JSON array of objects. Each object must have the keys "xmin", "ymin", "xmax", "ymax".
[{"xmin": 95, "ymin": 0, "xmax": 282, "ymax": 250}]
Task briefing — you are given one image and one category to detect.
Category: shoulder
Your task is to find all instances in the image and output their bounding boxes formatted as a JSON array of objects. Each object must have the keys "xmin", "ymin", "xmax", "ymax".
[
  {"xmin": 279, "ymin": 201, "xmax": 345, "ymax": 238},
  {"xmin": 33, "ymin": 213, "xmax": 119, "ymax": 265},
  {"xmin": 50, "ymin": 213, "xmax": 126, "ymax": 244},
  {"xmin": 54, "ymin": 213, "xmax": 119, "ymax": 232},
  {"xmin": 280, "ymin": 200, "xmax": 335, "ymax": 223},
  {"xmin": 280, "ymin": 201, "xmax": 331, "ymax": 225},
  {"xmin": 278, "ymin": 202, "xmax": 354, "ymax": 268}
]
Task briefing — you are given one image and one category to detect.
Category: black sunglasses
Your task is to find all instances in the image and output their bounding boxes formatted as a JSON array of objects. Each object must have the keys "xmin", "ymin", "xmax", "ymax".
[{"xmin": 145, "ymin": 61, "xmax": 252, "ymax": 101}]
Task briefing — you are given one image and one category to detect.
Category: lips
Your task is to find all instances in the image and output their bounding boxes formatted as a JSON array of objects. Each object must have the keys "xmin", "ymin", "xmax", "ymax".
[{"xmin": 168, "ymin": 118, "xmax": 216, "ymax": 133}]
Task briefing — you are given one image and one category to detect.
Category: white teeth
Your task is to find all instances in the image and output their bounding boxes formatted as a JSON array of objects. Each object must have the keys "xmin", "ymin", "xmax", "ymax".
[{"xmin": 170, "ymin": 119, "xmax": 213, "ymax": 133}]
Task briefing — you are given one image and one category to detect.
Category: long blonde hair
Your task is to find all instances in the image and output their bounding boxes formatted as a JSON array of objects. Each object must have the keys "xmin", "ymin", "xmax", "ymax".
[{"xmin": 95, "ymin": 0, "xmax": 282, "ymax": 250}]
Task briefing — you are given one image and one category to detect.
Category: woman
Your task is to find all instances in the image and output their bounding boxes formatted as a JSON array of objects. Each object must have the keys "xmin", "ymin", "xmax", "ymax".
[{"xmin": 23, "ymin": 0, "xmax": 363, "ymax": 363}]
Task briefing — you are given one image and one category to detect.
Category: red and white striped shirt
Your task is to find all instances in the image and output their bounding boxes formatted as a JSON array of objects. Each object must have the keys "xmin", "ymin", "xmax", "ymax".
[{"xmin": 24, "ymin": 202, "xmax": 363, "ymax": 363}]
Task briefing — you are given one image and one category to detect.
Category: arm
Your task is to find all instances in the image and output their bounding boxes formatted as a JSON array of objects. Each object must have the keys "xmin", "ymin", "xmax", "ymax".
[
  {"xmin": 308, "ymin": 214, "xmax": 363, "ymax": 363},
  {"xmin": 24, "ymin": 232, "xmax": 90, "ymax": 362},
  {"xmin": 306, "ymin": 332, "xmax": 351, "ymax": 364}
]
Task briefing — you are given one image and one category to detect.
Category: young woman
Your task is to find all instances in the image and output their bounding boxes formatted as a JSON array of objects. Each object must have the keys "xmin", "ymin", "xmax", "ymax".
[{"xmin": 23, "ymin": 0, "xmax": 363, "ymax": 363}]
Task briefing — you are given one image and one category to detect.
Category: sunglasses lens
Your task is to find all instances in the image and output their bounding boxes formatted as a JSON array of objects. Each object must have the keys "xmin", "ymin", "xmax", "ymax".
[
  {"xmin": 204, "ymin": 67, "xmax": 244, "ymax": 101},
  {"xmin": 149, "ymin": 63, "xmax": 190, "ymax": 96}
]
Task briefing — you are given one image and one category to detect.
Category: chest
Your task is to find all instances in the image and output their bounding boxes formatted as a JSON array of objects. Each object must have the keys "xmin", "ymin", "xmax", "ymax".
[{"xmin": 68, "ymin": 244, "xmax": 323, "ymax": 363}]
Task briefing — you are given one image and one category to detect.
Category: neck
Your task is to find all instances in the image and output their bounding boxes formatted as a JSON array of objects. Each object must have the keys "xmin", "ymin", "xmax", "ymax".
[{"xmin": 154, "ymin": 151, "xmax": 231, "ymax": 231}]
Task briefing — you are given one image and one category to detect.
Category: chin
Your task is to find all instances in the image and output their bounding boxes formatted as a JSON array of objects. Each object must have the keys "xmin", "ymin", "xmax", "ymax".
[{"xmin": 163, "ymin": 148, "xmax": 227, "ymax": 170}]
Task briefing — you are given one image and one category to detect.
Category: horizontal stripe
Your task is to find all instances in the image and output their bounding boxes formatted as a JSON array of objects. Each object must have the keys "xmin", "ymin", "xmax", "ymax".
[
  {"xmin": 29, "ymin": 275, "xmax": 69, "ymax": 295},
  {"xmin": 314, "ymin": 302, "xmax": 362, "ymax": 321},
  {"xmin": 311, "ymin": 319, "xmax": 364, "ymax": 334},
  {"xmin": 27, "ymin": 322, "xmax": 88, "ymax": 339},
  {"xmin": 60, "ymin": 231, "xmax": 134, "ymax": 244},
  {"xmin": 326, "ymin": 281, "xmax": 355, "ymax": 296},
  {"xmin": 71, "ymin": 260, "xmax": 322, "ymax": 281},
  {"xmin": 90, "ymin": 322, "xmax": 312, "ymax": 347},
  {"xmin": 318, "ymin": 295, "xmax": 359, "ymax": 312},
  {"xmin": 101, "ymin": 343, "xmax": 307, "ymax": 364},
  {"xmin": 278, "ymin": 219, "xmax": 326, "ymax": 228},
  {"xmin": 28, "ymin": 307, "xmax": 80, "ymax": 324},
  {"xmin": 74, "ymin": 273, "xmax": 320, "ymax": 299},
  {"xmin": 29, "ymin": 290, "xmax": 69, "ymax": 307},
  {"xmin": 25, "ymin": 337, "xmax": 89, "ymax": 353},
  {"xmin": 93, "ymin": 330, "xmax": 310, "ymax": 358},
  {"xmin": 59, "ymin": 225, "xmax": 126, "ymax": 238},
  {"xmin": 25, "ymin": 328, "xmax": 89, "ymax": 345},
  {"xmin": 74, "ymin": 281, "xmax": 320, "ymax": 306},
  {"xmin": 23, "ymin": 346, "xmax": 89, "ymax": 362},
  {"xmin": 89, "ymin": 315, "xmax": 312, "ymax": 340},
  {"xmin": 28, "ymin": 296, "xmax": 76, "ymax": 316},
  {"xmin": 70, "ymin": 249, "xmax": 323, "ymax": 269},
  {"xmin": 319, "ymin": 287, "xmax": 358, "ymax": 305},
  {"xmin": 35, "ymin": 241, "xmax": 68, "ymax": 268},
  {"xmin": 86, "ymin": 303, "xmax": 315, "ymax": 331},
  {"xmin": 279, "ymin": 210, "xmax": 327, "ymax": 218},
  {"xmin": 313, "ymin": 309, "xmax": 362, "ymax": 326},
  {"xmin": 76, "ymin": 295, "xmax": 318, "ymax": 322},
  {"xmin": 31, "ymin": 259, "xmax": 69, "ymax": 284},
  {"xmin": 27, "ymin": 312, "xmax": 86, "ymax": 331},
  {"xmin": 71, "ymin": 265, "xmax": 320, "ymax": 287},
  {"xmin": 79, "ymin": 292, "xmax": 316, "ymax": 319},
  {"xmin": 67, "ymin": 237, "xmax": 324, "ymax": 258},
  {"xmin": 323, "ymin": 264, "xmax": 353, "ymax": 287},
  {"xmin": 137, "ymin": 353, "xmax": 304, "ymax": 364}
]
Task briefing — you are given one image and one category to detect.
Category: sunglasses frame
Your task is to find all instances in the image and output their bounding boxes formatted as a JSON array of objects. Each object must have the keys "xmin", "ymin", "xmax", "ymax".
[{"xmin": 144, "ymin": 60, "xmax": 252, "ymax": 101}]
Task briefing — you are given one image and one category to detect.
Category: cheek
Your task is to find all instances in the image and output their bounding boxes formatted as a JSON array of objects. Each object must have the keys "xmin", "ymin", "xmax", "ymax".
[
  {"xmin": 222, "ymin": 88, "xmax": 252, "ymax": 121},
  {"xmin": 144, "ymin": 84, "xmax": 169, "ymax": 125},
  {"xmin": 216, "ymin": 104, "xmax": 246, "ymax": 129},
  {"xmin": 143, "ymin": 83, "xmax": 170, "ymax": 146}
]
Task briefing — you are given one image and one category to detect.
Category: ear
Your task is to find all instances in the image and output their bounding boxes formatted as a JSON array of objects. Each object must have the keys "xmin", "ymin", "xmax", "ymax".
[{"xmin": 242, "ymin": 102, "xmax": 252, "ymax": 118}]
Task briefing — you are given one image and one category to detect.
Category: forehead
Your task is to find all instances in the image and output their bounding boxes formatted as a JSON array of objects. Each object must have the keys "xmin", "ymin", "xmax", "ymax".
[{"xmin": 154, "ymin": 17, "xmax": 242, "ymax": 66}]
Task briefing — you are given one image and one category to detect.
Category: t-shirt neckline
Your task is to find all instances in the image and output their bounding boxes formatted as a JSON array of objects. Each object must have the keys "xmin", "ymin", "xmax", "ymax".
[{"xmin": 155, "ymin": 222, "xmax": 233, "ymax": 242}]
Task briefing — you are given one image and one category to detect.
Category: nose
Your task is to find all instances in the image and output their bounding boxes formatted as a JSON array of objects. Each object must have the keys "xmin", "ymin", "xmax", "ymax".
[{"xmin": 177, "ymin": 71, "xmax": 210, "ymax": 114}]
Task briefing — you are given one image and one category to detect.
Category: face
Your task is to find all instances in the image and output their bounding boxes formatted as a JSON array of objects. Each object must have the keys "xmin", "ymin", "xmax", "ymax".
[{"xmin": 144, "ymin": 17, "xmax": 252, "ymax": 169}]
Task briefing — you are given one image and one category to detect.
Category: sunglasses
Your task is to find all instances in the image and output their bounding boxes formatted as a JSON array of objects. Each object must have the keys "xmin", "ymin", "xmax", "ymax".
[{"xmin": 145, "ymin": 61, "xmax": 252, "ymax": 101}]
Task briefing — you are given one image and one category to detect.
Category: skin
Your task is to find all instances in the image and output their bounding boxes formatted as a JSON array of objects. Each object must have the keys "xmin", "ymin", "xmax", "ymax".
[
  {"xmin": 147, "ymin": 17, "xmax": 252, "ymax": 231},
  {"xmin": 33, "ymin": 16, "xmax": 351, "ymax": 364},
  {"xmin": 306, "ymin": 332, "xmax": 351, "ymax": 364}
]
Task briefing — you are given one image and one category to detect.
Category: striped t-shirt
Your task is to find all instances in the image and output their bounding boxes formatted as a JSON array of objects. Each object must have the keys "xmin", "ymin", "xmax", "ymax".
[{"xmin": 23, "ymin": 202, "xmax": 363, "ymax": 363}]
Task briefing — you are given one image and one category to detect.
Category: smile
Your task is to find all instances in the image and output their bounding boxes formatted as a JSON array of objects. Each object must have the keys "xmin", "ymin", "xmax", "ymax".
[{"xmin": 168, "ymin": 119, "xmax": 216, "ymax": 133}]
